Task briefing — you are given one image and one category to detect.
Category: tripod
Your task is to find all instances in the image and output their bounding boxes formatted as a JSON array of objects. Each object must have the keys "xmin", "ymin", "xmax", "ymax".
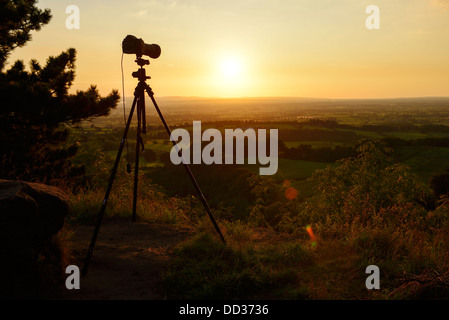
[{"xmin": 82, "ymin": 55, "xmax": 226, "ymax": 275}]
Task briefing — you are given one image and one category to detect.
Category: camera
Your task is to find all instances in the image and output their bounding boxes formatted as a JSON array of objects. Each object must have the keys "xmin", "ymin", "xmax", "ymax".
[{"xmin": 122, "ymin": 35, "xmax": 161, "ymax": 59}]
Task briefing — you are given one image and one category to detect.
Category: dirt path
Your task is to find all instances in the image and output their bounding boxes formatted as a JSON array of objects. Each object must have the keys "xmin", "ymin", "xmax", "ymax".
[{"xmin": 57, "ymin": 221, "xmax": 193, "ymax": 300}]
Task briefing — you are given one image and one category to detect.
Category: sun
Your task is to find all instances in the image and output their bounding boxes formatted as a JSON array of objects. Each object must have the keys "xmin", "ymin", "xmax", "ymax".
[
  {"xmin": 212, "ymin": 55, "xmax": 250, "ymax": 97},
  {"xmin": 219, "ymin": 57, "xmax": 243, "ymax": 79}
]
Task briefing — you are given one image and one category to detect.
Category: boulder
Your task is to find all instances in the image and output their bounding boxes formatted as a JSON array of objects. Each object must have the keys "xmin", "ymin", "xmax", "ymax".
[{"xmin": 0, "ymin": 180, "xmax": 69, "ymax": 299}]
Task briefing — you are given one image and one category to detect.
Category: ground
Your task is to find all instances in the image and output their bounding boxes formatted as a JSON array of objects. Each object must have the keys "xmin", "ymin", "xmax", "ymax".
[
  {"xmin": 56, "ymin": 221, "xmax": 193, "ymax": 300},
  {"xmin": 49, "ymin": 221, "xmax": 368, "ymax": 300}
]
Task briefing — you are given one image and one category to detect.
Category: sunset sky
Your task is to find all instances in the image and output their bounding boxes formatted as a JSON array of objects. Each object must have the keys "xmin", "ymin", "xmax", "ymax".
[{"xmin": 7, "ymin": 0, "xmax": 449, "ymax": 99}]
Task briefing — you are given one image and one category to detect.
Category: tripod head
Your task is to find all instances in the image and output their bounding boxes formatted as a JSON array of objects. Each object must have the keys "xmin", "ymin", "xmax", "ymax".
[
  {"xmin": 132, "ymin": 55, "xmax": 151, "ymax": 81},
  {"xmin": 135, "ymin": 55, "xmax": 149, "ymax": 67}
]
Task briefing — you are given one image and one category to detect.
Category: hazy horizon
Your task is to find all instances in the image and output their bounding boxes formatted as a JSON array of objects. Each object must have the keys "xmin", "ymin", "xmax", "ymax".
[
  {"xmin": 7, "ymin": 1, "xmax": 449, "ymax": 99},
  {"xmin": 123, "ymin": 95, "xmax": 449, "ymax": 102}
]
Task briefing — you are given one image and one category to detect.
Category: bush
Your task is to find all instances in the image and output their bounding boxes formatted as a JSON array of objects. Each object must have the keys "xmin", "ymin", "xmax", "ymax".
[{"xmin": 294, "ymin": 139, "xmax": 432, "ymax": 231}]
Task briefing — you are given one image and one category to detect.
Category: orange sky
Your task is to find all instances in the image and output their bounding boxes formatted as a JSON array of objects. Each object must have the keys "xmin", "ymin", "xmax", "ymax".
[{"xmin": 6, "ymin": 0, "xmax": 449, "ymax": 99}]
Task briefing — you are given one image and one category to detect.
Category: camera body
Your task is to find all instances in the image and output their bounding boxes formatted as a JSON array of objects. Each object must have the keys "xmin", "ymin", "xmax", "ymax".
[{"xmin": 122, "ymin": 35, "xmax": 161, "ymax": 59}]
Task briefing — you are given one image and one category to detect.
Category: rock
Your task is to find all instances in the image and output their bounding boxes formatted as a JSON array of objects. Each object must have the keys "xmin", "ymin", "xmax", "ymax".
[{"xmin": 0, "ymin": 180, "xmax": 69, "ymax": 299}]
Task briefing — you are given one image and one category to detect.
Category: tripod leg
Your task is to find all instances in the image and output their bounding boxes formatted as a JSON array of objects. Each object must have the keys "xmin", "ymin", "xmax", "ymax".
[
  {"xmin": 132, "ymin": 124, "xmax": 140, "ymax": 222},
  {"xmin": 82, "ymin": 94, "xmax": 138, "ymax": 275},
  {"xmin": 145, "ymin": 87, "xmax": 226, "ymax": 244},
  {"xmin": 132, "ymin": 95, "xmax": 144, "ymax": 222}
]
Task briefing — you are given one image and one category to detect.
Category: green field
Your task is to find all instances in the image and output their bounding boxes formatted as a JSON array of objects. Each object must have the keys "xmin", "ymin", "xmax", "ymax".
[
  {"xmin": 77, "ymin": 112, "xmax": 449, "ymax": 202},
  {"xmin": 395, "ymin": 146, "xmax": 449, "ymax": 182},
  {"xmin": 383, "ymin": 131, "xmax": 431, "ymax": 140}
]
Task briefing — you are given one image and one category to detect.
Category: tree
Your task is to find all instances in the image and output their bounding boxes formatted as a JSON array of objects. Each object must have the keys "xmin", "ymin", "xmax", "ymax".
[
  {"xmin": 0, "ymin": 0, "xmax": 51, "ymax": 70},
  {"xmin": 0, "ymin": 1, "xmax": 119, "ymax": 183}
]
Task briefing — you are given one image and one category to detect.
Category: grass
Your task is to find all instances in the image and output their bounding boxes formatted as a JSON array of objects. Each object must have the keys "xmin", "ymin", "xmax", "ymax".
[
  {"xmin": 160, "ymin": 213, "xmax": 449, "ymax": 300},
  {"xmin": 163, "ymin": 219, "xmax": 406, "ymax": 300},
  {"xmin": 163, "ymin": 226, "xmax": 316, "ymax": 300},
  {"xmin": 66, "ymin": 174, "xmax": 195, "ymax": 226}
]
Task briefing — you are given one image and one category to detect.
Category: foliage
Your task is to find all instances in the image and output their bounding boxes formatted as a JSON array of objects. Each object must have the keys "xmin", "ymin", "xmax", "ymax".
[
  {"xmin": 0, "ymin": 1, "xmax": 119, "ymax": 183},
  {"xmin": 246, "ymin": 174, "xmax": 294, "ymax": 227},
  {"xmin": 67, "ymin": 135, "xmax": 110, "ymax": 189},
  {"xmin": 430, "ymin": 168, "xmax": 449, "ymax": 199},
  {"xmin": 0, "ymin": 0, "xmax": 51, "ymax": 70},
  {"xmin": 66, "ymin": 172, "xmax": 199, "ymax": 226},
  {"xmin": 291, "ymin": 139, "xmax": 432, "ymax": 232}
]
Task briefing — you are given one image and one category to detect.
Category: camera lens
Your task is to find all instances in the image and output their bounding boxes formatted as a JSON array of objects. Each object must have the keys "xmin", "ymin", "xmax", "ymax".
[
  {"xmin": 142, "ymin": 43, "xmax": 161, "ymax": 59},
  {"xmin": 122, "ymin": 35, "xmax": 161, "ymax": 59}
]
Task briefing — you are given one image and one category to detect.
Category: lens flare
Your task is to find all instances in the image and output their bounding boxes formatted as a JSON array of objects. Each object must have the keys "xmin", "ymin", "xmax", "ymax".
[
  {"xmin": 283, "ymin": 180, "xmax": 298, "ymax": 200},
  {"xmin": 306, "ymin": 225, "xmax": 317, "ymax": 247},
  {"xmin": 285, "ymin": 187, "xmax": 297, "ymax": 200}
]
